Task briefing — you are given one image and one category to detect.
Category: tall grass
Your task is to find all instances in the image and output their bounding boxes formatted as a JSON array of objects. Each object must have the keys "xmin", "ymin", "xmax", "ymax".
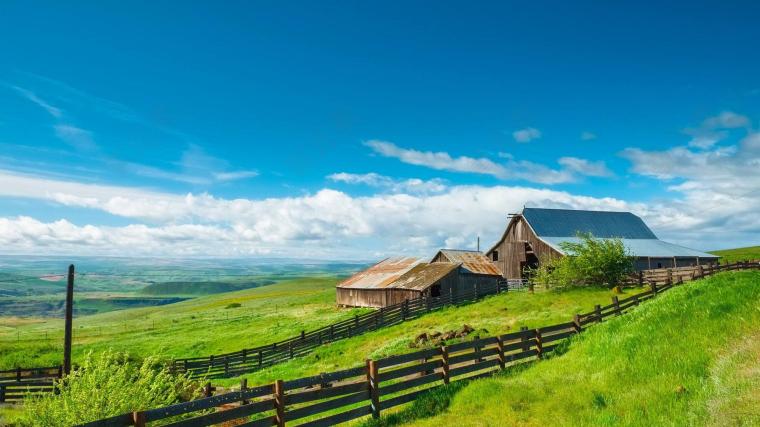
[{"xmin": 380, "ymin": 271, "xmax": 760, "ymax": 426}]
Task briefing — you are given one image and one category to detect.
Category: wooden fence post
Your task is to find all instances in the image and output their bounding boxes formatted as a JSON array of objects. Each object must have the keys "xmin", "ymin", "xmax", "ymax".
[
  {"xmin": 274, "ymin": 380, "xmax": 285, "ymax": 427},
  {"xmin": 241, "ymin": 378, "xmax": 249, "ymax": 405},
  {"xmin": 366, "ymin": 360, "xmax": 380, "ymax": 419},
  {"xmin": 330, "ymin": 325, "xmax": 335, "ymax": 340},
  {"xmin": 534, "ymin": 329, "xmax": 543, "ymax": 359},
  {"xmin": 474, "ymin": 335, "xmax": 482, "ymax": 362},
  {"xmin": 666, "ymin": 269, "xmax": 673, "ymax": 285},
  {"xmin": 496, "ymin": 337, "xmax": 505, "ymax": 370},
  {"xmin": 132, "ymin": 411, "xmax": 146, "ymax": 427},
  {"xmin": 0, "ymin": 385, "xmax": 5, "ymax": 403},
  {"xmin": 520, "ymin": 326, "xmax": 529, "ymax": 352},
  {"xmin": 258, "ymin": 350, "xmax": 263, "ymax": 368},
  {"xmin": 441, "ymin": 346, "xmax": 450, "ymax": 385},
  {"xmin": 16, "ymin": 367, "xmax": 21, "ymax": 382},
  {"xmin": 572, "ymin": 314, "xmax": 582, "ymax": 333},
  {"xmin": 289, "ymin": 342, "xmax": 294, "ymax": 358},
  {"xmin": 224, "ymin": 356, "xmax": 229, "ymax": 376},
  {"xmin": 652, "ymin": 282, "xmax": 658, "ymax": 295},
  {"xmin": 632, "ymin": 294, "xmax": 639, "ymax": 306},
  {"xmin": 594, "ymin": 304, "xmax": 602, "ymax": 323},
  {"xmin": 204, "ymin": 382, "xmax": 213, "ymax": 397},
  {"xmin": 612, "ymin": 296, "xmax": 621, "ymax": 316},
  {"xmin": 638, "ymin": 271, "xmax": 643, "ymax": 287},
  {"xmin": 301, "ymin": 330, "xmax": 305, "ymax": 341}
]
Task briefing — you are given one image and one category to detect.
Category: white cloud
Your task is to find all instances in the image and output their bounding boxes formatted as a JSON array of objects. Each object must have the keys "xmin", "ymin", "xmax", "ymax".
[
  {"xmin": 0, "ymin": 169, "xmax": 644, "ymax": 258},
  {"xmin": 580, "ymin": 131, "xmax": 597, "ymax": 141},
  {"xmin": 512, "ymin": 127, "xmax": 541, "ymax": 143},
  {"xmin": 364, "ymin": 140, "xmax": 611, "ymax": 185},
  {"xmin": 684, "ymin": 111, "xmax": 750, "ymax": 149},
  {"xmin": 365, "ymin": 140, "xmax": 509, "ymax": 178},
  {"xmin": 213, "ymin": 171, "xmax": 260, "ymax": 182},
  {"xmin": 53, "ymin": 124, "xmax": 97, "ymax": 152},
  {"xmin": 621, "ymin": 112, "xmax": 760, "ymax": 247},
  {"xmin": 558, "ymin": 157, "xmax": 613, "ymax": 177},
  {"xmin": 10, "ymin": 85, "xmax": 62, "ymax": 118},
  {"xmin": 122, "ymin": 145, "xmax": 258, "ymax": 185},
  {"xmin": 327, "ymin": 172, "xmax": 447, "ymax": 194}
]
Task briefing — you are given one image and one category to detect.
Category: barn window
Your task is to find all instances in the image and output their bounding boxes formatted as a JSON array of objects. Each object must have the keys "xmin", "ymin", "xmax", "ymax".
[{"xmin": 491, "ymin": 251, "xmax": 499, "ymax": 261}]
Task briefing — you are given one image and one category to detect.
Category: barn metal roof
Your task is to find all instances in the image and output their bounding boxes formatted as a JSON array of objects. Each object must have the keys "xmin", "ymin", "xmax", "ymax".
[
  {"xmin": 541, "ymin": 237, "xmax": 719, "ymax": 258},
  {"xmin": 336, "ymin": 257, "xmax": 423, "ymax": 289},
  {"xmin": 433, "ymin": 249, "xmax": 502, "ymax": 276},
  {"xmin": 391, "ymin": 262, "xmax": 460, "ymax": 291},
  {"xmin": 523, "ymin": 208, "xmax": 657, "ymax": 239}
]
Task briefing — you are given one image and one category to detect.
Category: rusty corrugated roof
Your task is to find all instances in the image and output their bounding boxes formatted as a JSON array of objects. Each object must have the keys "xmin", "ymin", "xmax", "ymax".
[
  {"xmin": 433, "ymin": 249, "xmax": 502, "ymax": 276},
  {"xmin": 391, "ymin": 262, "xmax": 460, "ymax": 291},
  {"xmin": 337, "ymin": 257, "xmax": 423, "ymax": 289}
]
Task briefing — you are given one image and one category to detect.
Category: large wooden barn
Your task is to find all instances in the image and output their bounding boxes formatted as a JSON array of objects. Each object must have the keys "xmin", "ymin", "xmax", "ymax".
[
  {"xmin": 336, "ymin": 250, "xmax": 502, "ymax": 308},
  {"xmin": 486, "ymin": 207, "xmax": 719, "ymax": 279}
]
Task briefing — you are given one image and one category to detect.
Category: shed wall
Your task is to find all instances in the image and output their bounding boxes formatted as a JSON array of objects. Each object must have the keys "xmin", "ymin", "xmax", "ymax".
[{"xmin": 487, "ymin": 216, "xmax": 562, "ymax": 279}]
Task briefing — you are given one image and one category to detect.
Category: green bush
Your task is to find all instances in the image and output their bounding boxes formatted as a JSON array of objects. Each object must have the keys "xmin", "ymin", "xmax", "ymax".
[
  {"xmin": 533, "ymin": 233, "xmax": 633, "ymax": 288},
  {"xmin": 22, "ymin": 350, "xmax": 200, "ymax": 426},
  {"xmin": 225, "ymin": 302, "xmax": 242, "ymax": 309}
]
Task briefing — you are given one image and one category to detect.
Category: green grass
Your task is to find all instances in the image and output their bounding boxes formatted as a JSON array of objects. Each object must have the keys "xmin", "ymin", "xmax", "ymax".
[
  {"xmin": 236, "ymin": 286, "xmax": 621, "ymax": 386},
  {"xmin": 0, "ymin": 276, "xmax": 369, "ymax": 369},
  {"xmin": 381, "ymin": 271, "xmax": 760, "ymax": 427},
  {"xmin": 710, "ymin": 246, "xmax": 760, "ymax": 263}
]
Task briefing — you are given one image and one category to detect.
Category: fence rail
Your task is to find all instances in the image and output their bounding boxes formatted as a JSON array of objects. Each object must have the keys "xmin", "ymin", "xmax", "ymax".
[
  {"xmin": 172, "ymin": 280, "xmax": 518, "ymax": 379},
  {"xmin": 80, "ymin": 260, "xmax": 760, "ymax": 427},
  {"xmin": 0, "ymin": 366, "xmax": 61, "ymax": 403}
]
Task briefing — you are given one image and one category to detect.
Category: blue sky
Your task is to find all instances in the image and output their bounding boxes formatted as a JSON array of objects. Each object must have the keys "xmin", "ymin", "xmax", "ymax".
[{"xmin": 1, "ymin": 1, "xmax": 759, "ymax": 258}]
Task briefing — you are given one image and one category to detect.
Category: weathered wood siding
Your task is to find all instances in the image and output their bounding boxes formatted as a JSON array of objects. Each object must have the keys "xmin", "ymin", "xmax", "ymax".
[{"xmin": 486, "ymin": 215, "xmax": 562, "ymax": 279}]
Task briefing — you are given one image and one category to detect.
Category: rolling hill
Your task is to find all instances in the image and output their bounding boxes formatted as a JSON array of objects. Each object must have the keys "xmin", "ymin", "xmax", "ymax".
[{"xmin": 382, "ymin": 270, "xmax": 760, "ymax": 426}]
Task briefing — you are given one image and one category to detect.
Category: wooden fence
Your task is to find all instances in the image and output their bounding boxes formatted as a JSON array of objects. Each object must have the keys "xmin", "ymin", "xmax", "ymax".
[
  {"xmin": 632, "ymin": 259, "xmax": 760, "ymax": 285},
  {"xmin": 80, "ymin": 260, "xmax": 760, "ymax": 427},
  {"xmin": 172, "ymin": 280, "xmax": 519, "ymax": 379},
  {"xmin": 0, "ymin": 366, "xmax": 61, "ymax": 403}
]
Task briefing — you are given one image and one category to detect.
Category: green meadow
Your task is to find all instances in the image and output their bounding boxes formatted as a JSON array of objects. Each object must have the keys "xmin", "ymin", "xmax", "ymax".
[
  {"xmin": 372, "ymin": 271, "xmax": 760, "ymax": 426},
  {"xmin": 0, "ymin": 276, "xmax": 369, "ymax": 370},
  {"xmin": 710, "ymin": 246, "xmax": 760, "ymax": 263}
]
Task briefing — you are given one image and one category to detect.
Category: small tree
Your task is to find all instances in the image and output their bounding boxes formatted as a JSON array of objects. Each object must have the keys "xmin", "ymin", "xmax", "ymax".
[
  {"xmin": 22, "ymin": 350, "xmax": 200, "ymax": 426},
  {"xmin": 533, "ymin": 233, "xmax": 634, "ymax": 288}
]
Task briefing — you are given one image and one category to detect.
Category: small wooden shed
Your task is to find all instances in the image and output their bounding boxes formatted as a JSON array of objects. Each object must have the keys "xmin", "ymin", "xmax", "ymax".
[{"xmin": 336, "ymin": 257, "xmax": 460, "ymax": 308}]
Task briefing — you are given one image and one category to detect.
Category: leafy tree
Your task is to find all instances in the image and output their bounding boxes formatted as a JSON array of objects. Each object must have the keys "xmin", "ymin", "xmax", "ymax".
[
  {"xmin": 533, "ymin": 233, "xmax": 634, "ymax": 288},
  {"xmin": 22, "ymin": 350, "xmax": 200, "ymax": 426}
]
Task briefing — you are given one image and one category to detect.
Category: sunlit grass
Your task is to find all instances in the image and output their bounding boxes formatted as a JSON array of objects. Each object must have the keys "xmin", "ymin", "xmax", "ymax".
[{"xmin": 377, "ymin": 271, "xmax": 760, "ymax": 426}]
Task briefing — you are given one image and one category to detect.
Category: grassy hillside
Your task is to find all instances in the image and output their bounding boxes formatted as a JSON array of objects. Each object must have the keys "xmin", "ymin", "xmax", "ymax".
[
  {"xmin": 0, "ymin": 276, "xmax": 369, "ymax": 369},
  {"xmin": 237, "ymin": 286, "xmax": 621, "ymax": 386},
  {"xmin": 386, "ymin": 271, "xmax": 760, "ymax": 427},
  {"xmin": 710, "ymin": 246, "xmax": 760, "ymax": 263}
]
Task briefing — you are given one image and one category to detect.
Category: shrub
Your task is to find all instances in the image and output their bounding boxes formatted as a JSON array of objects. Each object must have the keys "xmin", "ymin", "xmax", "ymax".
[
  {"xmin": 533, "ymin": 233, "xmax": 633, "ymax": 288},
  {"xmin": 22, "ymin": 350, "xmax": 200, "ymax": 426},
  {"xmin": 225, "ymin": 302, "xmax": 242, "ymax": 309}
]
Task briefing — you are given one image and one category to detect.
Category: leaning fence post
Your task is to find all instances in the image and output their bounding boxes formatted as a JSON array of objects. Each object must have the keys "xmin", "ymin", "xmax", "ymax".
[
  {"xmin": 441, "ymin": 346, "xmax": 450, "ymax": 384},
  {"xmin": 366, "ymin": 359, "xmax": 380, "ymax": 419},
  {"xmin": 534, "ymin": 329, "xmax": 543, "ymax": 359},
  {"xmin": 132, "ymin": 411, "xmax": 146, "ymax": 427},
  {"xmin": 274, "ymin": 380, "xmax": 285, "ymax": 427},
  {"xmin": 594, "ymin": 304, "xmax": 602, "ymax": 323},
  {"xmin": 612, "ymin": 296, "xmax": 621, "ymax": 316}
]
